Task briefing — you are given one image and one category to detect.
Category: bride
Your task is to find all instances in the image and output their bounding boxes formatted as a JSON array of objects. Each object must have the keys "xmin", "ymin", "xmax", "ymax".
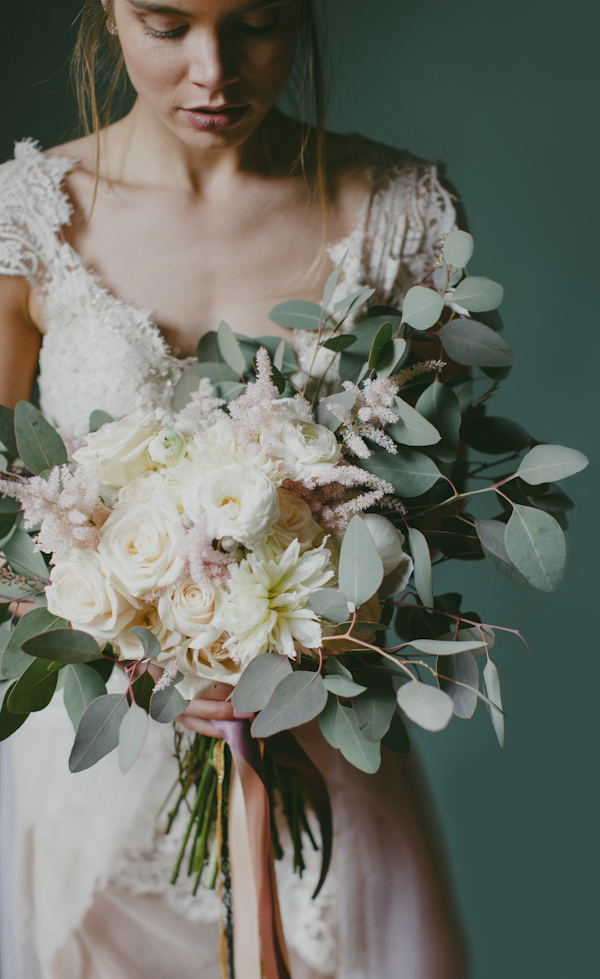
[{"xmin": 0, "ymin": 1, "xmax": 466, "ymax": 976}]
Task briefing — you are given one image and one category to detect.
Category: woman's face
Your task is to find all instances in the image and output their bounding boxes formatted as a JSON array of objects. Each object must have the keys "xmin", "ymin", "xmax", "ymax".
[{"xmin": 111, "ymin": 0, "xmax": 303, "ymax": 149}]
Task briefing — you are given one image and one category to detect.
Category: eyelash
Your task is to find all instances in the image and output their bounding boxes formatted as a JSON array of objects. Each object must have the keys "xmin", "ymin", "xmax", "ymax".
[{"xmin": 143, "ymin": 19, "xmax": 278, "ymax": 41}]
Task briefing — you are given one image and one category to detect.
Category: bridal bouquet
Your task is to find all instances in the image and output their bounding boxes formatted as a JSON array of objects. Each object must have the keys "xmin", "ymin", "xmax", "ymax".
[{"xmin": 0, "ymin": 231, "xmax": 589, "ymax": 963}]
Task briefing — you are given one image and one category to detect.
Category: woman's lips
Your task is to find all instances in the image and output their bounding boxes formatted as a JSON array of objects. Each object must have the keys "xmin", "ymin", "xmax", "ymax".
[{"xmin": 181, "ymin": 106, "xmax": 248, "ymax": 131}]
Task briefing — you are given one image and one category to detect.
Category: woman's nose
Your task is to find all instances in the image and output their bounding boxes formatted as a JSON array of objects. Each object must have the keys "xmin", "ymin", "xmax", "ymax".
[{"xmin": 187, "ymin": 30, "xmax": 240, "ymax": 94}]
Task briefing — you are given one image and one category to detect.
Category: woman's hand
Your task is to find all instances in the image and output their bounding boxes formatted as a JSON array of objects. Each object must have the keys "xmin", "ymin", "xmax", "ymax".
[{"xmin": 177, "ymin": 682, "xmax": 254, "ymax": 739}]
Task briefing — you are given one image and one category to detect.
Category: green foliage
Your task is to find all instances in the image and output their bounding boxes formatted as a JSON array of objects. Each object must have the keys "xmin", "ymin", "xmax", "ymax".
[
  {"xmin": 438, "ymin": 651, "xmax": 479, "ymax": 719},
  {"xmin": 14, "ymin": 402, "xmax": 67, "ymax": 475},
  {"xmin": 0, "ymin": 498, "xmax": 21, "ymax": 541},
  {"xmin": 269, "ymin": 300, "xmax": 322, "ymax": 331},
  {"xmin": 442, "ymin": 230, "xmax": 474, "ymax": 268},
  {"xmin": 381, "ymin": 712, "xmax": 410, "ymax": 753},
  {"xmin": 504, "ymin": 504, "xmax": 566, "ymax": 592},
  {"xmin": 7, "ymin": 657, "xmax": 59, "ymax": 713},
  {"xmin": 0, "ymin": 405, "xmax": 18, "ymax": 456},
  {"xmin": 150, "ymin": 676, "xmax": 190, "ymax": 723},
  {"xmin": 22, "ymin": 628, "xmax": 103, "ymax": 664},
  {"xmin": 451, "ymin": 275, "xmax": 504, "ymax": 312},
  {"xmin": 359, "ymin": 448, "xmax": 442, "ymax": 497},
  {"xmin": 217, "ymin": 321, "xmax": 247, "ymax": 376},
  {"xmin": 69, "ymin": 694, "xmax": 129, "ymax": 772},
  {"xmin": 375, "ymin": 338, "xmax": 408, "ymax": 377},
  {"xmin": 436, "ymin": 318, "xmax": 514, "ymax": 367},
  {"xmin": 482, "ymin": 660, "xmax": 504, "ymax": 746},
  {"xmin": 232, "ymin": 653, "xmax": 292, "ymax": 713},
  {"xmin": 318, "ymin": 693, "xmax": 341, "ymax": 748},
  {"xmin": 323, "ymin": 334, "xmax": 357, "ymax": 353},
  {"xmin": 306, "ymin": 589, "xmax": 350, "ymax": 624},
  {"xmin": 368, "ymin": 322, "xmax": 393, "ymax": 369},
  {"xmin": 171, "ymin": 369, "xmax": 201, "ymax": 412},
  {"xmin": 89, "ymin": 410, "xmax": 114, "ymax": 433},
  {"xmin": 129, "ymin": 626, "xmax": 161, "ymax": 660},
  {"xmin": 396, "ymin": 679, "xmax": 454, "ymax": 732},
  {"xmin": 0, "ymin": 681, "xmax": 29, "ymax": 741},
  {"xmin": 63, "ymin": 663, "xmax": 108, "ymax": 729},
  {"xmin": 461, "ymin": 415, "xmax": 532, "ymax": 454},
  {"xmin": 322, "ymin": 249, "xmax": 349, "ymax": 308},
  {"xmin": 323, "ymin": 675, "xmax": 367, "ymax": 698},
  {"xmin": 251, "ymin": 671, "xmax": 327, "ymax": 738},
  {"xmin": 3, "ymin": 527, "xmax": 49, "ymax": 580},
  {"xmin": 475, "ymin": 518, "xmax": 527, "ymax": 583},
  {"xmin": 407, "ymin": 527, "xmax": 434, "ymax": 610},
  {"xmin": 387, "ymin": 396, "xmax": 440, "ymax": 447},
  {"xmin": 2, "ymin": 609, "xmax": 67, "ymax": 679},
  {"xmin": 416, "ymin": 379, "xmax": 461, "ymax": 462},
  {"xmin": 517, "ymin": 444, "xmax": 589, "ymax": 485},
  {"xmin": 353, "ymin": 679, "xmax": 397, "ymax": 742},
  {"xmin": 317, "ymin": 392, "xmax": 356, "ymax": 432},
  {"xmin": 119, "ymin": 702, "xmax": 149, "ymax": 773},
  {"xmin": 402, "ymin": 286, "xmax": 445, "ymax": 331},
  {"xmin": 338, "ymin": 516, "xmax": 384, "ymax": 610},
  {"xmin": 335, "ymin": 705, "xmax": 381, "ymax": 773},
  {"xmin": 132, "ymin": 670, "xmax": 155, "ymax": 713}
]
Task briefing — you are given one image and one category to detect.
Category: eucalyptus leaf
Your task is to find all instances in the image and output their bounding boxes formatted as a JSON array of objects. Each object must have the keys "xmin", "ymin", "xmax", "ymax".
[
  {"xmin": 338, "ymin": 515, "xmax": 384, "ymax": 609},
  {"xmin": 15, "ymin": 402, "xmax": 68, "ymax": 474},
  {"xmin": 232, "ymin": 653, "xmax": 292, "ymax": 713},
  {"xmin": 353, "ymin": 679, "xmax": 397, "ymax": 742},
  {"xmin": 324, "ymin": 658, "xmax": 352, "ymax": 679},
  {"xmin": 63, "ymin": 663, "xmax": 108, "ymax": 729},
  {"xmin": 407, "ymin": 527, "xmax": 434, "ymax": 611},
  {"xmin": 193, "ymin": 363, "xmax": 239, "ymax": 383},
  {"xmin": 335, "ymin": 705, "xmax": 381, "ymax": 773},
  {"xmin": 438, "ymin": 651, "xmax": 479, "ymax": 719},
  {"xmin": 415, "ymin": 380, "xmax": 461, "ymax": 462},
  {"xmin": 150, "ymin": 675, "xmax": 190, "ymax": 723},
  {"xmin": 214, "ymin": 381, "xmax": 247, "ymax": 403},
  {"xmin": 172, "ymin": 369, "xmax": 200, "ymax": 412},
  {"xmin": 251, "ymin": 671, "xmax": 327, "ymax": 738},
  {"xmin": 517, "ymin": 444, "xmax": 589, "ymax": 485},
  {"xmin": 442, "ymin": 230, "xmax": 474, "ymax": 268},
  {"xmin": 318, "ymin": 693, "xmax": 341, "ymax": 748},
  {"xmin": 482, "ymin": 660, "xmax": 504, "ymax": 746},
  {"xmin": 119, "ymin": 702, "xmax": 149, "ymax": 773},
  {"xmin": 217, "ymin": 321, "xmax": 247, "ymax": 376},
  {"xmin": 368, "ymin": 322, "xmax": 393, "ymax": 369},
  {"xmin": 89, "ymin": 410, "xmax": 114, "ymax": 433},
  {"xmin": 474, "ymin": 519, "xmax": 526, "ymax": 583},
  {"xmin": 504, "ymin": 504, "xmax": 566, "ymax": 592},
  {"xmin": 461, "ymin": 416, "xmax": 532, "ymax": 455},
  {"xmin": 0, "ymin": 498, "xmax": 21, "ymax": 540},
  {"xmin": 306, "ymin": 589, "xmax": 350, "ymax": 624},
  {"xmin": 2, "ymin": 609, "xmax": 67, "ymax": 679},
  {"xmin": 451, "ymin": 276, "xmax": 504, "ymax": 312},
  {"xmin": 321, "ymin": 334, "xmax": 356, "ymax": 354},
  {"xmin": 254, "ymin": 336, "xmax": 299, "ymax": 374},
  {"xmin": 0, "ymin": 405, "xmax": 18, "ymax": 456},
  {"xmin": 436, "ymin": 319, "xmax": 515, "ymax": 367},
  {"xmin": 406, "ymin": 638, "xmax": 486, "ymax": 655},
  {"xmin": 317, "ymin": 391, "xmax": 356, "ymax": 432},
  {"xmin": 269, "ymin": 300, "xmax": 322, "ymax": 331},
  {"xmin": 375, "ymin": 338, "xmax": 408, "ymax": 377},
  {"xmin": 129, "ymin": 626, "xmax": 161, "ymax": 660},
  {"xmin": 197, "ymin": 331, "xmax": 225, "ymax": 364},
  {"xmin": 387, "ymin": 397, "xmax": 440, "ymax": 447},
  {"xmin": 323, "ymin": 675, "xmax": 367, "ymax": 698},
  {"xmin": 69, "ymin": 694, "xmax": 129, "ymax": 772},
  {"xmin": 7, "ymin": 657, "xmax": 59, "ymax": 713},
  {"xmin": 526, "ymin": 482, "xmax": 574, "ymax": 514},
  {"xmin": 2, "ymin": 527, "xmax": 49, "ymax": 580},
  {"xmin": 132, "ymin": 670, "xmax": 156, "ymax": 713},
  {"xmin": 334, "ymin": 287, "xmax": 375, "ymax": 315},
  {"xmin": 381, "ymin": 711, "xmax": 410, "ymax": 753},
  {"xmin": 401, "ymin": 286, "xmax": 444, "ymax": 331},
  {"xmin": 322, "ymin": 249, "xmax": 348, "ymax": 307},
  {"xmin": 396, "ymin": 680, "xmax": 454, "ymax": 732},
  {"xmin": 0, "ymin": 681, "xmax": 29, "ymax": 741},
  {"xmin": 22, "ymin": 628, "xmax": 103, "ymax": 664},
  {"xmin": 358, "ymin": 449, "xmax": 441, "ymax": 498}
]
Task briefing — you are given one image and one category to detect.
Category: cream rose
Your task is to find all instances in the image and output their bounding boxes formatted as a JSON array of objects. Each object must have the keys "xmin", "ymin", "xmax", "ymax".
[
  {"xmin": 182, "ymin": 463, "xmax": 280, "ymax": 547},
  {"xmin": 73, "ymin": 411, "xmax": 161, "ymax": 504},
  {"xmin": 113, "ymin": 604, "xmax": 188, "ymax": 662},
  {"xmin": 263, "ymin": 418, "xmax": 342, "ymax": 478},
  {"xmin": 98, "ymin": 499, "xmax": 185, "ymax": 599},
  {"xmin": 147, "ymin": 429, "xmax": 187, "ymax": 467},
  {"xmin": 174, "ymin": 636, "xmax": 244, "ymax": 701},
  {"xmin": 118, "ymin": 471, "xmax": 168, "ymax": 504},
  {"xmin": 158, "ymin": 578, "xmax": 221, "ymax": 650},
  {"xmin": 271, "ymin": 488, "xmax": 320, "ymax": 551},
  {"xmin": 46, "ymin": 548, "xmax": 137, "ymax": 644}
]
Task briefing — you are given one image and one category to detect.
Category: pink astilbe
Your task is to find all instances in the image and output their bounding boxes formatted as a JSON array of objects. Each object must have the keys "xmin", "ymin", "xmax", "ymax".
[
  {"xmin": 326, "ymin": 361, "xmax": 446, "ymax": 459},
  {"xmin": 181, "ymin": 523, "xmax": 235, "ymax": 589},
  {"xmin": 285, "ymin": 462, "xmax": 403, "ymax": 535},
  {"xmin": 175, "ymin": 377, "xmax": 226, "ymax": 423},
  {"xmin": 0, "ymin": 463, "xmax": 111, "ymax": 562},
  {"xmin": 226, "ymin": 347, "xmax": 291, "ymax": 448},
  {"xmin": 154, "ymin": 658, "xmax": 179, "ymax": 692}
]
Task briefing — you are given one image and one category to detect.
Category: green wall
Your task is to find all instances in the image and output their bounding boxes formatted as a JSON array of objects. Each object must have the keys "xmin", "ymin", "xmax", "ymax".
[{"xmin": 1, "ymin": 2, "xmax": 597, "ymax": 976}]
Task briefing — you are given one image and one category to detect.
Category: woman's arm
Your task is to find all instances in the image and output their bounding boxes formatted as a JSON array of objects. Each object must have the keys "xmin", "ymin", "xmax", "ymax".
[{"xmin": 0, "ymin": 276, "xmax": 41, "ymax": 408}]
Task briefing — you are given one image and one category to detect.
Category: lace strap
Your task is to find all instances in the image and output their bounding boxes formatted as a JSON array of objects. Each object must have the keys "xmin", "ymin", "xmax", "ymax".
[{"xmin": 0, "ymin": 139, "xmax": 77, "ymax": 288}]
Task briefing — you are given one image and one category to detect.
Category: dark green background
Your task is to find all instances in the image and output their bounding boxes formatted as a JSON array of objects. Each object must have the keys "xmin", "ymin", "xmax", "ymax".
[{"xmin": 1, "ymin": 2, "xmax": 597, "ymax": 976}]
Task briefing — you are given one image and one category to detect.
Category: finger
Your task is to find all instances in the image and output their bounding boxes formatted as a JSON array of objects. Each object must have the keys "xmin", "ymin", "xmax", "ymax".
[
  {"xmin": 183, "ymin": 699, "xmax": 236, "ymax": 721},
  {"xmin": 201, "ymin": 683, "xmax": 235, "ymax": 703},
  {"xmin": 177, "ymin": 715, "xmax": 223, "ymax": 739},
  {"xmin": 233, "ymin": 708, "xmax": 255, "ymax": 720}
]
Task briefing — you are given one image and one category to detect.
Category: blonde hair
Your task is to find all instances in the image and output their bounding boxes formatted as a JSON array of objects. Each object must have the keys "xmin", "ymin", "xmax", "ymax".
[{"xmin": 73, "ymin": 0, "xmax": 329, "ymax": 221}]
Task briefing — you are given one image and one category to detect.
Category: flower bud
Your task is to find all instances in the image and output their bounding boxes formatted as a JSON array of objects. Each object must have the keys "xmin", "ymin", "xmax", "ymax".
[{"xmin": 147, "ymin": 429, "xmax": 186, "ymax": 467}]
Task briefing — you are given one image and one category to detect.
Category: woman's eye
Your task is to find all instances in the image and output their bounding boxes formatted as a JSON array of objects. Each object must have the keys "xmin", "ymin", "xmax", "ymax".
[
  {"xmin": 236, "ymin": 17, "xmax": 279, "ymax": 36},
  {"xmin": 143, "ymin": 23, "xmax": 189, "ymax": 40}
]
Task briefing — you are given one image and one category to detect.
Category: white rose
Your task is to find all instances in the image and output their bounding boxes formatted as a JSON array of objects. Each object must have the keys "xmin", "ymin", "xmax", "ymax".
[
  {"xmin": 263, "ymin": 418, "xmax": 342, "ymax": 478},
  {"xmin": 46, "ymin": 548, "xmax": 137, "ymax": 643},
  {"xmin": 272, "ymin": 488, "xmax": 320, "ymax": 551},
  {"xmin": 113, "ymin": 604, "xmax": 188, "ymax": 662},
  {"xmin": 174, "ymin": 636, "xmax": 243, "ymax": 701},
  {"xmin": 73, "ymin": 411, "xmax": 161, "ymax": 504},
  {"xmin": 359, "ymin": 514, "xmax": 414, "ymax": 596},
  {"xmin": 158, "ymin": 578, "xmax": 221, "ymax": 650},
  {"xmin": 118, "ymin": 471, "xmax": 169, "ymax": 504},
  {"xmin": 147, "ymin": 429, "xmax": 187, "ymax": 467},
  {"xmin": 98, "ymin": 499, "xmax": 185, "ymax": 599},
  {"xmin": 182, "ymin": 463, "xmax": 280, "ymax": 547}
]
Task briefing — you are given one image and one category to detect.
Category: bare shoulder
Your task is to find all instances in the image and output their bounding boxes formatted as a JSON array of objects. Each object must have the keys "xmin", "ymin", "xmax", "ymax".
[{"xmin": 44, "ymin": 134, "xmax": 95, "ymax": 173}]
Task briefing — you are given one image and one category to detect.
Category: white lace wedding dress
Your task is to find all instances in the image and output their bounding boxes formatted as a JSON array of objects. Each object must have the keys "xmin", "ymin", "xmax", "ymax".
[{"xmin": 0, "ymin": 139, "xmax": 460, "ymax": 979}]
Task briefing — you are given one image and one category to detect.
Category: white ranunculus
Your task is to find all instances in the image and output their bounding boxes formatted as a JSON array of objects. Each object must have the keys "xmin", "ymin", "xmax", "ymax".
[
  {"xmin": 262, "ymin": 418, "xmax": 342, "ymax": 478},
  {"xmin": 118, "ymin": 471, "xmax": 169, "ymax": 504},
  {"xmin": 98, "ymin": 499, "xmax": 185, "ymax": 599},
  {"xmin": 223, "ymin": 539, "xmax": 334, "ymax": 662},
  {"xmin": 158, "ymin": 578, "xmax": 221, "ymax": 649},
  {"xmin": 46, "ymin": 548, "xmax": 137, "ymax": 643},
  {"xmin": 182, "ymin": 463, "xmax": 280, "ymax": 548},
  {"xmin": 73, "ymin": 411, "xmax": 162, "ymax": 504},
  {"xmin": 271, "ymin": 488, "xmax": 320, "ymax": 551},
  {"xmin": 147, "ymin": 429, "xmax": 187, "ymax": 467}
]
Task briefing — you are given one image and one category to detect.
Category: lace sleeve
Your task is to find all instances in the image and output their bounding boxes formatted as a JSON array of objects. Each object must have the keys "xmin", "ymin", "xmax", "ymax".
[
  {"xmin": 363, "ymin": 157, "xmax": 459, "ymax": 308},
  {"xmin": 0, "ymin": 139, "xmax": 76, "ymax": 289}
]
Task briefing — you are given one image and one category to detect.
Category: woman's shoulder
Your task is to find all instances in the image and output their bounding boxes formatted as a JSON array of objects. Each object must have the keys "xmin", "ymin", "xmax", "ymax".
[{"xmin": 326, "ymin": 131, "xmax": 443, "ymax": 188}]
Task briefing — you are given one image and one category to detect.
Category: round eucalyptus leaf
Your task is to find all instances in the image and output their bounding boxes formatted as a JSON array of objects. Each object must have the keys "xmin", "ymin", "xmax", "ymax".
[
  {"xmin": 129, "ymin": 626, "xmax": 161, "ymax": 660},
  {"xmin": 517, "ymin": 444, "xmax": 589, "ymax": 485},
  {"xmin": 442, "ymin": 230, "xmax": 474, "ymax": 268},
  {"xmin": 401, "ymin": 286, "xmax": 445, "ymax": 331},
  {"xmin": 474, "ymin": 519, "xmax": 527, "ymax": 584},
  {"xmin": 322, "ymin": 334, "xmax": 357, "ymax": 352},
  {"xmin": 438, "ymin": 650, "xmax": 479, "ymax": 719},
  {"xmin": 232, "ymin": 652, "xmax": 292, "ymax": 713},
  {"xmin": 353, "ymin": 679, "xmax": 397, "ymax": 742},
  {"xmin": 436, "ymin": 319, "xmax": 515, "ymax": 367},
  {"xmin": 22, "ymin": 628, "xmax": 103, "ymax": 664},
  {"xmin": 323, "ymin": 675, "xmax": 367, "ymax": 698},
  {"xmin": 461, "ymin": 416, "xmax": 532, "ymax": 455},
  {"xmin": 0, "ymin": 499, "xmax": 21, "ymax": 542},
  {"xmin": 504, "ymin": 504, "xmax": 566, "ymax": 593},
  {"xmin": 416, "ymin": 379, "xmax": 461, "ymax": 462},
  {"xmin": 358, "ymin": 449, "xmax": 442, "ymax": 498},
  {"xmin": 69, "ymin": 694, "xmax": 129, "ymax": 773},
  {"xmin": 2, "ymin": 610, "xmax": 67, "ymax": 680},
  {"xmin": 397, "ymin": 680, "xmax": 454, "ymax": 732},
  {"xmin": 482, "ymin": 660, "xmax": 504, "ymax": 746},
  {"xmin": 317, "ymin": 391, "xmax": 356, "ymax": 432},
  {"xmin": 88, "ymin": 410, "xmax": 114, "ymax": 434},
  {"xmin": 63, "ymin": 663, "xmax": 107, "ymax": 730},
  {"xmin": 251, "ymin": 671, "xmax": 327, "ymax": 738},
  {"xmin": 338, "ymin": 516, "xmax": 384, "ymax": 609},
  {"xmin": 451, "ymin": 276, "xmax": 504, "ymax": 312},
  {"xmin": 407, "ymin": 527, "xmax": 434, "ymax": 611},
  {"xmin": 15, "ymin": 402, "xmax": 68, "ymax": 475},
  {"xmin": 217, "ymin": 321, "xmax": 247, "ymax": 376},
  {"xmin": 387, "ymin": 396, "xmax": 440, "ymax": 447},
  {"xmin": 172, "ymin": 369, "xmax": 200, "ymax": 412},
  {"xmin": 150, "ymin": 676, "xmax": 190, "ymax": 723},
  {"xmin": 306, "ymin": 589, "xmax": 350, "ymax": 624},
  {"xmin": 269, "ymin": 300, "xmax": 322, "ymax": 331},
  {"xmin": 324, "ymin": 659, "xmax": 352, "ymax": 680},
  {"xmin": 335, "ymin": 705, "xmax": 381, "ymax": 773},
  {"xmin": 119, "ymin": 702, "xmax": 149, "ymax": 773},
  {"xmin": 131, "ymin": 670, "xmax": 155, "ymax": 713},
  {"xmin": 376, "ymin": 338, "xmax": 408, "ymax": 377},
  {"xmin": 318, "ymin": 693, "xmax": 341, "ymax": 748}
]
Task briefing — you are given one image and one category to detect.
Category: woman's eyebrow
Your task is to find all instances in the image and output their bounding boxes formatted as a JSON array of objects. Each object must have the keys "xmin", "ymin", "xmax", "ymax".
[{"xmin": 126, "ymin": 0, "xmax": 285, "ymax": 15}]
